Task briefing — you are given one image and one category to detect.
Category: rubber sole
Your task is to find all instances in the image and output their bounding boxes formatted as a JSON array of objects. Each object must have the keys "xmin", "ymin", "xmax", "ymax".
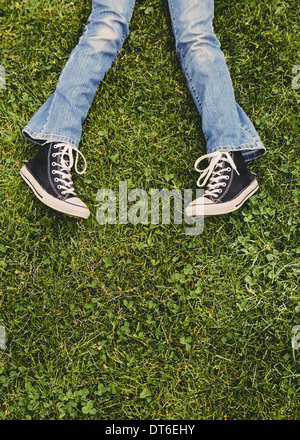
[
  {"xmin": 186, "ymin": 179, "xmax": 259, "ymax": 218},
  {"xmin": 20, "ymin": 165, "xmax": 90, "ymax": 219}
]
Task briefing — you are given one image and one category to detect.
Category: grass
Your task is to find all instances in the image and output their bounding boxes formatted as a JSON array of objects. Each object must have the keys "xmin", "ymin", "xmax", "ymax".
[{"xmin": 0, "ymin": 0, "xmax": 299, "ymax": 420}]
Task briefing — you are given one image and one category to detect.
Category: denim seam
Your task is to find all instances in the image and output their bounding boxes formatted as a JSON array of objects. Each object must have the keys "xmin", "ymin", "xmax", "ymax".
[
  {"xmin": 240, "ymin": 124, "xmax": 257, "ymax": 142},
  {"xmin": 210, "ymin": 141, "xmax": 264, "ymax": 152},
  {"xmin": 168, "ymin": 0, "xmax": 203, "ymax": 115},
  {"xmin": 210, "ymin": 141, "xmax": 265, "ymax": 162},
  {"xmin": 39, "ymin": 4, "xmax": 134, "ymax": 141},
  {"xmin": 23, "ymin": 126, "xmax": 78, "ymax": 147}
]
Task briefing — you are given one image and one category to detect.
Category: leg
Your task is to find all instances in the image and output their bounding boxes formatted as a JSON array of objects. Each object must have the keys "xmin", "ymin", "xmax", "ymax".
[
  {"xmin": 23, "ymin": 0, "xmax": 135, "ymax": 148},
  {"xmin": 168, "ymin": 0, "xmax": 265, "ymax": 161},
  {"xmin": 168, "ymin": 0, "xmax": 265, "ymax": 217},
  {"xmin": 21, "ymin": 0, "xmax": 135, "ymax": 218}
]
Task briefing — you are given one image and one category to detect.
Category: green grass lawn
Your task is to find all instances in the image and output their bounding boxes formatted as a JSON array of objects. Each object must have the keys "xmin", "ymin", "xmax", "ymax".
[{"xmin": 0, "ymin": 0, "xmax": 299, "ymax": 420}]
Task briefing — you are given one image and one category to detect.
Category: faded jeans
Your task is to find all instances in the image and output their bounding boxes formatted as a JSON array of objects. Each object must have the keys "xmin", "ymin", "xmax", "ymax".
[{"xmin": 22, "ymin": 0, "xmax": 265, "ymax": 162}]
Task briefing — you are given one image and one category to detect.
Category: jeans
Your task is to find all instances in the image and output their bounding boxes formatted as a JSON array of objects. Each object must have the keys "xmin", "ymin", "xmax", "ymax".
[{"xmin": 22, "ymin": 0, "xmax": 265, "ymax": 162}]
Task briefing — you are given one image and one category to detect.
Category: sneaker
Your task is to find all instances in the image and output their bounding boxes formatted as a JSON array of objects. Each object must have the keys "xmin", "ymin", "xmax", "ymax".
[
  {"xmin": 20, "ymin": 142, "xmax": 90, "ymax": 219},
  {"xmin": 185, "ymin": 151, "xmax": 259, "ymax": 217}
]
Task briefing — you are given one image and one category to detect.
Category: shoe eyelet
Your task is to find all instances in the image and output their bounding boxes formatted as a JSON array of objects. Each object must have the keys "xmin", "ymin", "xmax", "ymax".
[
  {"xmin": 51, "ymin": 170, "xmax": 56, "ymax": 174},
  {"xmin": 57, "ymin": 185, "xmax": 61, "ymax": 189},
  {"xmin": 52, "ymin": 162, "xmax": 56, "ymax": 166},
  {"xmin": 54, "ymin": 178, "xmax": 58, "ymax": 182}
]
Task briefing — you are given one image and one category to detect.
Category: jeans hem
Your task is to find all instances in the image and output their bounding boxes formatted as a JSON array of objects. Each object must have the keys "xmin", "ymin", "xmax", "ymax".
[
  {"xmin": 22, "ymin": 126, "xmax": 79, "ymax": 148},
  {"xmin": 209, "ymin": 141, "xmax": 266, "ymax": 162}
]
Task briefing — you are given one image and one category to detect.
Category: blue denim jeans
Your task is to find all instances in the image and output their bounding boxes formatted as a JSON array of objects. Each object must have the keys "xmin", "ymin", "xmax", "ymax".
[{"xmin": 23, "ymin": 0, "xmax": 265, "ymax": 162}]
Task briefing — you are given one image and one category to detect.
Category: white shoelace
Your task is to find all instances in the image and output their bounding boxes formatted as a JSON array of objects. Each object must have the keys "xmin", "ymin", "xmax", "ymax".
[
  {"xmin": 194, "ymin": 151, "xmax": 240, "ymax": 197},
  {"xmin": 51, "ymin": 143, "xmax": 87, "ymax": 196}
]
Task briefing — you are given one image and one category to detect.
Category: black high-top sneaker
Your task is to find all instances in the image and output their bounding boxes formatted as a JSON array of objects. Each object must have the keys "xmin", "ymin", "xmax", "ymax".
[
  {"xmin": 20, "ymin": 142, "xmax": 90, "ymax": 219},
  {"xmin": 185, "ymin": 151, "xmax": 259, "ymax": 217}
]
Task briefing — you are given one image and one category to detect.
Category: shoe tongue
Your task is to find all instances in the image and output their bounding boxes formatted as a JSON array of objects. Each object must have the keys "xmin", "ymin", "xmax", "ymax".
[
  {"xmin": 62, "ymin": 154, "xmax": 71, "ymax": 168},
  {"xmin": 215, "ymin": 159, "xmax": 227, "ymax": 171},
  {"xmin": 216, "ymin": 152, "xmax": 234, "ymax": 170},
  {"xmin": 55, "ymin": 145, "xmax": 71, "ymax": 168}
]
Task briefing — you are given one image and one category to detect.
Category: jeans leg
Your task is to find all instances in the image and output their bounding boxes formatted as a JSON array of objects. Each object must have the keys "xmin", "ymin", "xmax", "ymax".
[
  {"xmin": 168, "ymin": 0, "xmax": 265, "ymax": 161},
  {"xmin": 23, "ymin": 0, "xmax": 135, "ymax": 148}
]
